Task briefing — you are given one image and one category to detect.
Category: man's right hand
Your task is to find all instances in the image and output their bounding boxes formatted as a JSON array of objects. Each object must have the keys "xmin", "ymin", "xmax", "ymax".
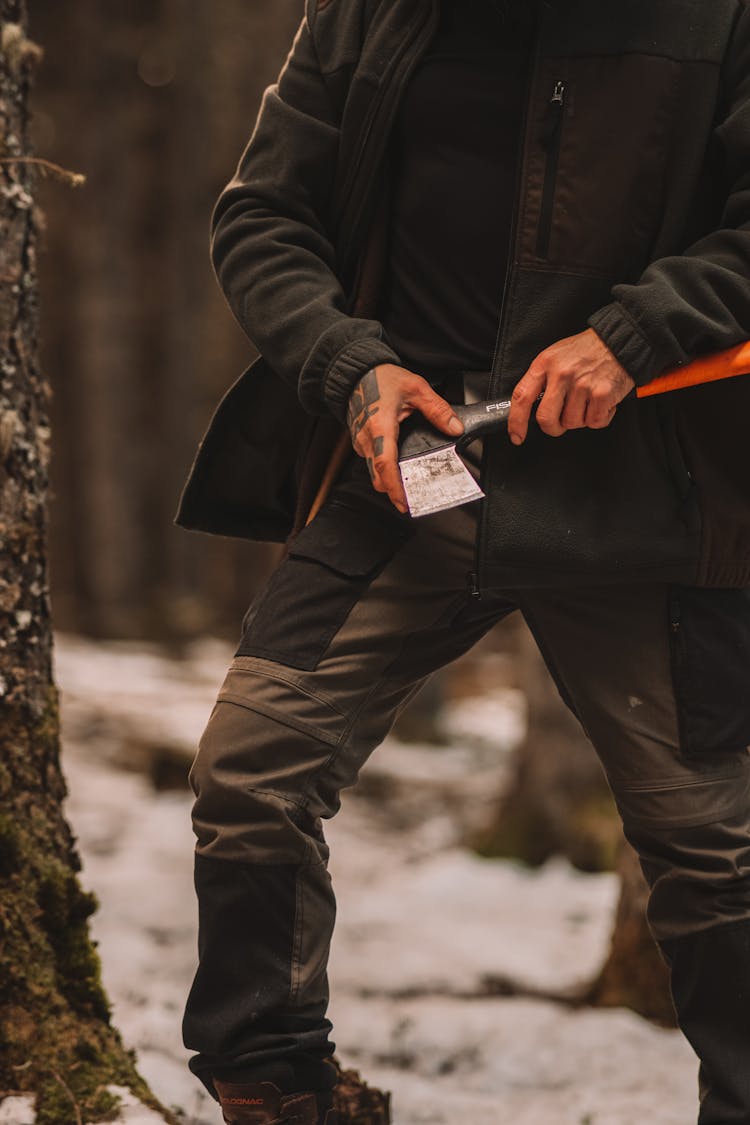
[{"xmin": 346, "ymin": 364, "xmax": 464, "ymax": 514}]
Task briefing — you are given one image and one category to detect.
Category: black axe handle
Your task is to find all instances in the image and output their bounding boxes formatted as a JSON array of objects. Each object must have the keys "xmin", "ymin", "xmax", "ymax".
[
  {"xmin": 398, "ymin": 339, "xmax": 750, "ymax": 467},
  {"xmin": 399, "ymin": 397, "xmax": 512, "ymax": 461}
]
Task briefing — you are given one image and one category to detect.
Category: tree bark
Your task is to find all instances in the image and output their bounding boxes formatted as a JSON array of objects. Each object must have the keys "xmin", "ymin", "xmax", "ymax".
[
  {"xmin": 333, "ymin": 1062, "xmax": 391, "ymax": 1125},
  {"xmin": 0, "ymin": 7, "xmax": 173, "ymax": 1121}
]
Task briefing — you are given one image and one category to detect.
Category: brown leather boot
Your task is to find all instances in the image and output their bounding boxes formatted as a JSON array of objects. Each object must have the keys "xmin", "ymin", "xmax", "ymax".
[{"xmin": 214, "ymin": 1079, "xmax": 338, "ymax": 1125}]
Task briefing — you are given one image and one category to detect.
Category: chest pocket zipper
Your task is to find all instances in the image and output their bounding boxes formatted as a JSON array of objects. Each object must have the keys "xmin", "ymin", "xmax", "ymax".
[{"xmin": 537, "ymin": 80, "xmax": 567, "ymax": 260}]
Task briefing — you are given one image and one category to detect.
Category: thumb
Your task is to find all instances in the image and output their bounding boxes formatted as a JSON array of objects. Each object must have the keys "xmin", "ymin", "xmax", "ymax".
[{"xmin": 411, "ymin": 385, "xmax": 464, "ymax": 437}]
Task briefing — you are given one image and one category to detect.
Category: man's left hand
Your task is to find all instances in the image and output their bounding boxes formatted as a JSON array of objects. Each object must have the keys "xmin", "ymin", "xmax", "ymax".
[{"xmin": 507, "ymin": 328, "xmax": 635, "ymax": 445}]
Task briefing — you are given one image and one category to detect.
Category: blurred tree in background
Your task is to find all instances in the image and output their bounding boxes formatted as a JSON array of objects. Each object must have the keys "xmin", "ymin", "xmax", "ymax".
[{"xmin": 31, "ymin": 0, "xmax": 300, "ymax": 641}]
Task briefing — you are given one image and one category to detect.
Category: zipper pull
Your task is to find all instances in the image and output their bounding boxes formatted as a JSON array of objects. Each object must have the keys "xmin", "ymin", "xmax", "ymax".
[
  {"xmin": 540, "ymin": 80, "xmax": 567, "ymax": 148},
  {"xmin": 551, "ymin": 80, "xmax": 566, "ymax": 106},
  {"xmin": 467, "ymin": 572, "xmax": 482, "ymax": 601}
]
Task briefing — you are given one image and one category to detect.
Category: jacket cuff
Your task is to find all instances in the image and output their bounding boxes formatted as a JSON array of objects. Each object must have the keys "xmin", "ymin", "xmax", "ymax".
[
  {"xmin": 588, "ymin": 301, "xmax": 667, "ymax": 387},
  {"xmin": 322, "ymin": 337, "xmax": 402, "ymax": 421}
]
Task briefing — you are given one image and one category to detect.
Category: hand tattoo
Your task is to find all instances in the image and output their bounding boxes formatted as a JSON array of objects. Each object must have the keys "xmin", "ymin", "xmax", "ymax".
[
  {"xmin": 365, "ymin": 436, "xmax": 384, "ymax": 482},
  {"xmin": 347, "ymin": 369, "xmax": 381, "ymax": 444}
]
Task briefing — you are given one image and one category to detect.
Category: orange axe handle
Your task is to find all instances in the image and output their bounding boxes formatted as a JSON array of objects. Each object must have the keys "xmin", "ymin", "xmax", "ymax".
[{"xmin": 636, "ymin": 340, "xmax": 750, "ymax": 398}]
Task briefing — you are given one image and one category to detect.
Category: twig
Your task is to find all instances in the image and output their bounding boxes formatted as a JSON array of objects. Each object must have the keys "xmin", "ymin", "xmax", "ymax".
[
  {"xmin": 0, "ymin": 156, "xmax": 85, "ymax": 187},
  {"xmin": 355, "ymin": 976, "xmax": 586, "ymax": 1006},
  {"xmin": 50, "ymin": 1068, "xmax": 83, "ymax": 1125}
]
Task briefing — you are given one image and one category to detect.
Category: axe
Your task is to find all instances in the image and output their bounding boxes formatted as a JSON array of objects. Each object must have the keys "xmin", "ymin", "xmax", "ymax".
[{"xmin": 398, "ymin": 340, "xmax": 750, "ymax": 518}]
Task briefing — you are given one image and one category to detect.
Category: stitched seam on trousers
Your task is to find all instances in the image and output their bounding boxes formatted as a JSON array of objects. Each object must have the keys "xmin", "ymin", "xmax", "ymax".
[
  {"xmin": 230, "ymin": 657, "xmax": 347, "ymax": 717},
  {"xmin": 290, "ymin": 867, "xmax": 303, "ymax": 1003},
  {"xmin": 244, "ymin": 785, "xmax": 309, "ymax": 812},
  {"xmin": 621, "ymin": 806, "xmax": 749, "ymax": 831},
  {"xmin": 216, "ymin": 694, "xmax": 341, "ymax": 748},
  {"xmin": 617, "ymin": 769, "xmax": 748, "ymax": 794},
  {"xmin": 194, "ymin": 847, "xmax": 318, "ymax": 867},
  {"xmin": 617, "ymin": 789, "xmax": 750, "ymax": 830},
  {"xmin": 296, "ymin": 592, "xmax": 469, "ymax": 808}
]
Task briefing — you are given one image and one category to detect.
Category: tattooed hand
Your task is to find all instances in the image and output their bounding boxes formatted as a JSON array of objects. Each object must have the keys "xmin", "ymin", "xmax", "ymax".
[{"xmin": 346, "ymin": 364, "xmax": 464, "ymax": 514}]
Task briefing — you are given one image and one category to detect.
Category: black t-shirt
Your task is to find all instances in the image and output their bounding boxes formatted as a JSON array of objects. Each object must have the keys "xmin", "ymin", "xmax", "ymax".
[{"xmin": 380, "ymin": 0, "xmax": 537, "ymax": 381}]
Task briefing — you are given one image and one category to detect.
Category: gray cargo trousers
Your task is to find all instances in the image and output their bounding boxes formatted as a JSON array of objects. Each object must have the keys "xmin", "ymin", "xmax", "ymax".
[{"xmin": 184, "ymin": 446, "xmax": 750, "ymax": 1124}]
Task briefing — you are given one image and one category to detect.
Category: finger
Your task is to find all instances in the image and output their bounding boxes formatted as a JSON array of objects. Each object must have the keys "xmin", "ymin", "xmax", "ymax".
[
  {"xmin": 535, "ymin": 375, "xmax": 569, "ymax": 438},
  {"xmin": 586, "ymin": 389, "xmax": 618, "ymax": 430},
  {"xmin": 351, "ymin": 428, "xmax": 367, "ymax": 457},
  {"xmin": 407, "ymin": 384, "xmax": 463, "ymax": 437},
  {"xmin": 560, "ymin": 383, "xmax": 589, "ymax": 430},
  {"xmin": 508, "ymin": 365, "xmax": 547, "ymax": 445},
  {"xmin": 371, "ymin": 431, "xmax": 408, "ymax": 513}
]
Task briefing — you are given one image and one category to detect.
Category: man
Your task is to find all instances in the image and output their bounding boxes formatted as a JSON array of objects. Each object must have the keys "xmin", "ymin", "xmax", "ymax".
[{"xmin": 177, "ymin": 0, "xmax": 750, "ymax": 1122}]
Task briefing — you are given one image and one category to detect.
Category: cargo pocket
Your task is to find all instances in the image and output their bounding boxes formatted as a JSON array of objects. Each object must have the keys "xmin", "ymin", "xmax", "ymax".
[
  {"xmin": 669, "ymin": 586, "xmax": 750, "ymax": 759},
  {"xmin": 236, "ymin": 500, "xmax": 413, "ymax": 671}
]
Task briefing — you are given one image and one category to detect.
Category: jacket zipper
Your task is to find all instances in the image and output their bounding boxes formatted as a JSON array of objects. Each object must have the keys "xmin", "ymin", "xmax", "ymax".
[
  {"xmin": 336, "ymin": 1, "xmax": 439, "ymax": 286},
  {"xmin": 536, "ymin": 79, "xmax": 567, "ymax": 260},
  {"xmin": 467, "ymin": 572, "xmax": 482, "ymax": 601},
  {"xmin": 670, "ymin": 591, "xmax": 681, "ymax": 637},
  {"xmin": 470, "ymin": 19, "xmax": 543, "ymax": 602}
]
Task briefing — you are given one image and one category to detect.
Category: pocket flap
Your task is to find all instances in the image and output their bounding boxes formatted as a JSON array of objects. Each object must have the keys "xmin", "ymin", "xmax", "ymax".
[
  {"xmin": 670, "ymin": 586, "xmax": 750, "ymax": 757},
  {"xmin": 287, "ymin": 501, "xmax": 412, "ymax": 578}
]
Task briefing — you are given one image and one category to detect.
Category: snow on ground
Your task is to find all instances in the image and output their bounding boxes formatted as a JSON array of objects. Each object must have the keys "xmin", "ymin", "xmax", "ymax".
[{"xmin": 44, "ymin": 635, "xmax": 699, "ymax": 1123}]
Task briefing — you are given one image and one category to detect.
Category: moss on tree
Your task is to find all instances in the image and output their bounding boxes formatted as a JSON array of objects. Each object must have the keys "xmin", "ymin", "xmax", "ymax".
[{"xmin": 0, "ymin": 706, "xmax": 175, "ymax": 1123}]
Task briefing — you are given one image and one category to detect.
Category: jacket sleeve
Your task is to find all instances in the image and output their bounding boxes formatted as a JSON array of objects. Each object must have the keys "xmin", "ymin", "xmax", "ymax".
[
  {"xmin": 588, "ymin": 4, "xmax": 750, "ymax": 386},
  {"xmin": 210, "ymin": 10, "xmax": 401, "ymax": 420}
]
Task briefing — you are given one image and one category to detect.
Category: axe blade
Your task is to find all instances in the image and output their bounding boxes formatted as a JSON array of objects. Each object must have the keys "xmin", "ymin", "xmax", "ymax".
[{"xmin": 400, "ymin": 445, "xmax": 485, "ymax": 518}]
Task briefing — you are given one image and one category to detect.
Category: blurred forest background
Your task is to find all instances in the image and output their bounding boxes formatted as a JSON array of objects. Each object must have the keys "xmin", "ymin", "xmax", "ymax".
[{"xmin": 33, "ymin": 0, "xmax": 301, "ymax": 641}]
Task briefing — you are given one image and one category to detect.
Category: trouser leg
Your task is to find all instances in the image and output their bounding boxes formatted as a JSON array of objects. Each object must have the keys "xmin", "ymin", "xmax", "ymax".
[
  {"xmin": 522, "ymin": 583, "xmax": 750, "ymax": 1123},
  {"xmin": 663, "ymin": 918, "xmax": 750, "ymax": 1124},
  {"xmin": 183, "ymin": 473, "xmax": 512, "ymax": 1098}
]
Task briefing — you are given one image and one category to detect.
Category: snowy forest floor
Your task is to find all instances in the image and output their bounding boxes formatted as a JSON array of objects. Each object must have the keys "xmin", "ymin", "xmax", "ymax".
[{"xmin": 50, "ymin": 634, "xmax": 698, "ymax": 1125}]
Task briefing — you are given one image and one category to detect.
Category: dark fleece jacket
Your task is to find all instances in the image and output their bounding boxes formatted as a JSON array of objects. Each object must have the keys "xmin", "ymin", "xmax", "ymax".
[{"xmin": 177, "ymin": 0, "xmax": 750, "ymax": 589}]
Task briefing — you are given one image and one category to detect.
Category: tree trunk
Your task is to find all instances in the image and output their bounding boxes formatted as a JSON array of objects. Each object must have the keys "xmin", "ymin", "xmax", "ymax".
[
  {"xmin": 333, "ymin": 1062, "xmax": 391, "ymax": 1125},
  {"xmin": 0, "ymin": 7, "xmax": 173, "ymax": 1121}
]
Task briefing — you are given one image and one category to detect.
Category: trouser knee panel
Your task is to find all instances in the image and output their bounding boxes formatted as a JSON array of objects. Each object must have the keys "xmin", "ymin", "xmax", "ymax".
[
  {"xmin": 189, "ymin": 695, "xmax": 337, "ymax": 864},
  {"xmin": 613, "ymin": 756, "xmax": 750, "ymax": 832},
  {"xmin": 623, "ymin": 797, "xmax": 750, "ymax": 942}
]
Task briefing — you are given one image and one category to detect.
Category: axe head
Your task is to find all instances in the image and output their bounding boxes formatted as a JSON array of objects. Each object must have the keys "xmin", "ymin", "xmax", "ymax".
[
  {"xmin": 395, "ymin": 398, "xmax": 512, "ymax": 515},
  {"xmin": 399, "ymin": 444, "xmax": 484, "ymax": 518},
  {"xmin": 397, "ymin": 397, "xmax": 514, "ymax": 517}
]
